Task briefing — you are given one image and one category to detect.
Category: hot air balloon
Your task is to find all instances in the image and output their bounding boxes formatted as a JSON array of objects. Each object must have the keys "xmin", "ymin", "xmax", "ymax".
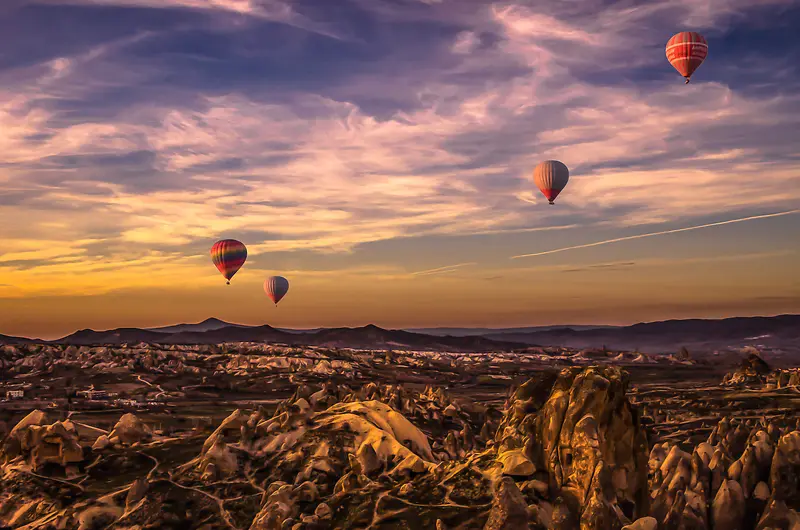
[
  {"xmin": 666, "ymin": 31, "xmax": 707, "ymax": 83},
  {"xmin": 210, "ymin": 239, "xmax": 247, "ymax": 285},
  {"xmin": 264, "ymin": 276, "xmax": 289, "ymax": 306},
  {"xmin": 533, "ymin": 160, "xmax": 569, "ymax": 205}
]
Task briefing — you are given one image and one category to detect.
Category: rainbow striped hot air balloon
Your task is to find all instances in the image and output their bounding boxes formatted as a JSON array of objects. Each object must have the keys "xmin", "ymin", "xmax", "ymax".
[
  {"xmin": 666, "ymin": 31, "xmax": 708, "ymax": 84},
  {"xmin": 210, "ymin": 239, "xmax": 247, "ymax": 285},
  {"xmin": 533, "ymin": 160, "xmax": 569, "ymax": 205},
  {"xmin": 264, "ymin": 276, "xmax": 289, "ymax": 306}
]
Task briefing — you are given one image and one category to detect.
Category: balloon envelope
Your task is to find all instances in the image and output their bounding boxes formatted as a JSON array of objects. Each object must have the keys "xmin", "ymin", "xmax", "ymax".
[
  {"xmin": 264, "ymin": 276, "xmax": 290, "ymax": 305},
  {"xmin": 666, "ymin": 31, "xmax": 707, "ymax": 83},
  {"xmin": 533, "ymin": 160, "xmax": 569, "ymax": 205},
  {"xmin": 210, "ymin": 239, "xmax": 247, "ymax": 284}
]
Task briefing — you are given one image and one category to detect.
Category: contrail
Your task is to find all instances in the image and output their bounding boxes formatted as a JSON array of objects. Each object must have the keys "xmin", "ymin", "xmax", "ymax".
[
  {"xmin": 411, "ymin": 262, "xmax": 477, "ymax": 276},
  {"xmin": 510, "ymin": 209, "xmax": 800, "ymax": 260}
]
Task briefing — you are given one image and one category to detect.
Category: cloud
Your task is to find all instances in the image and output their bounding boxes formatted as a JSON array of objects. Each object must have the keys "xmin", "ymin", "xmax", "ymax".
[
  {"xmin": 451, "ymin": 31, "xmax": 482, "ymax": 55},
  {"xmin": 0, "ymin": 0, "xmax": 798, "ymax": 298},
  {"xmin": 511, "ymin": 210, "xmax": 800, "ymax": 260},
  {"xmin": 411, "ymin": 262, "xmax": 478, "ymax": 276},
  {"xmin": 561, "ymin": 261, "xmax": 637, "ymax": 273},
  {"xmin": 28, "ymin": 0, "xmax": 345, "ymax": 39}
]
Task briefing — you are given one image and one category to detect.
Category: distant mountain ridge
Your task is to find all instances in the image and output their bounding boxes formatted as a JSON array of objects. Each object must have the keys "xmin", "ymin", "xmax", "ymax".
[
  {"xmin": 0, "ymin": 333, "xmax": 33, "ymax": 344},
  {"xmin": 2, "ymin": 314, "xmax": 799, "ymax": 355},
  {"xmin": 43, "ymin": 323, "xmax": 530, "ymax": 352},
  {"xmin": 405, "ymin": 325, "xmax": 616, "ymax": 337},
  {"xmin": 483, "ymin": 314, "xmax": 800, "ymax": 354},
  {"xmin": 146, "ymin": 317, "xmax": 249, "ymax": 334}
]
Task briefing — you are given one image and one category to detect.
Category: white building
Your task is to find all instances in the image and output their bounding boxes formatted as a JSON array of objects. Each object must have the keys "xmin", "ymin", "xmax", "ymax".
[{"xmin": 6, "ymin": 390, "xmax": 24, "ymax": 399}]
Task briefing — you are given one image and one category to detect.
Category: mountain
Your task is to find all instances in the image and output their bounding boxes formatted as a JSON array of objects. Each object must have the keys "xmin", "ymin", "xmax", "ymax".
[
  {"xmin": 161, "ymin": 324, "xmax": 295, "ymax": 345},
  {"xmin": 307, "ymin": 324, "xmax": 528, "ymax": 351},
  {"xmin": 144, "ymin": 320, "xmax": 612, "ymax": 337},
  {"xmin": 146, "ymin": 317, "xmax": 250, "ymax": 334},
  {"xmin": 0, "ymin": 333, "xmax": 33, "ymax": 344},
  {"xmin": 484, "ymin": 314, "xmax": 800, "ymax": 355},
  {"xmin": 46, "ymin": 323, "xmax": 527, "ymax": 352},
  {"xmin": 405, "ymin": 325, "xmax": 615, "ymax": 337},
  {"xmin": 11, "ymin": 314, "xmax": 800, "ymax": 354},
  {"xmin": 57, "ymin": 328, "xmax": 169, "ymax": 345},
  {"xmin": 276, "ymin": 327, "xmax": 327, "ymax": 334}
]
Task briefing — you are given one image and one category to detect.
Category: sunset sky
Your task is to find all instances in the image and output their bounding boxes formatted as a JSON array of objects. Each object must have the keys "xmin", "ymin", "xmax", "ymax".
[{"xmin": 1, "ymin": 0, "xmax": 799, "ymax": 339}]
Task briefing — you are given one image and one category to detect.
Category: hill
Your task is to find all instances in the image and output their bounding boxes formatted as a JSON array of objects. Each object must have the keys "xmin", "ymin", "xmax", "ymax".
[
  {"xmin": 4, "ymin": 314, "xmax": 799, "ymax": 355},
  {"xmin": 39, "ymin": 323, "xmax": 527, "ymax": 352},
  {"xmin": 146, "ymin": 317, "xmax": 248, "ymax": 334},
  {"xmin": 484, "ymin": 314, "xmax": 800, "ymax": 355},
  {"xmin": 0, "ymin": 333, "xmax": 32, "ymax": 344},
  {"xmin": 307, "ymin": 324, "xmax": 528, "ymax": 351},
  {"xmin": 57, "ymin": 327, "xmax": 169, "ymax": 345},
  {"xmin": 405, "ymin": 325, "xmax": 614, "ymax": 337}
]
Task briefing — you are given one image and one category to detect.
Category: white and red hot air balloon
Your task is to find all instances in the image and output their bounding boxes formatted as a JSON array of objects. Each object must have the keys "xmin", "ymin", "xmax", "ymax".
[
  {"xmin": 264, "ymin": 276, "xmax": 289, "ymax": 306},
  {"xmin": 533, "ymin": 160, "xmax": 569, "ymax": 205},
  {"xmin": 666, "ymin": 31, "xmax": 708, "ymax": 83}
]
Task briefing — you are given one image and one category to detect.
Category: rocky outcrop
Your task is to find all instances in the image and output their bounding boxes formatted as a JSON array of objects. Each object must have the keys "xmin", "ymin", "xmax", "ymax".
[
  {"xmin": 2, "ymin": 361, "xmax": 800, "ymax": 530},
  {"xmin": 722, "ymin": 353, "xmax": 772, "ymax": 387},
  {"xmin": 647, "ymin": 416, "xmax": 800, "ymax": 529},
  {"xmin": 493, "ymin": 367, "xmax": 649, "ymax": 528},
  {"xmin": 0, "ymin": 410, "xmax": 84, "ymax": 470},
  {"xmin": 106, "ymin": 413, "xmax": 152, "ymax": 446},
  {"xmin": 483, "ymin": 477, "xmax": 530, "ymax": 530}
]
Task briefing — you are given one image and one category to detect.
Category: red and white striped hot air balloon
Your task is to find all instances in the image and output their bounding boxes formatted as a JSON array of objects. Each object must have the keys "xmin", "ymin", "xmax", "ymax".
[
  {"xmin": 533, "ymin": 160, "xmax": 569, "ymax": 205},
  {"xmin": 666, "ymin": 31, "xmax": 708, "ymax": 84},
  {"xmin": 264, "ymin": 276, "xmax": 289, "ymax": 306}
]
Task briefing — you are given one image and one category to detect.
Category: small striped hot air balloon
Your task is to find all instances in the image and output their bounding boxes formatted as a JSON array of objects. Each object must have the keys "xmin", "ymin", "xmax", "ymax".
[
  {"xmin": 666, "ymin": 31, "xmax": 708, "ymax": 84},
  {"xmin": 533, "ymin": 160, "xmax": 569, "ymax": 205},
  {"xmin": 210, "ymin": 239, "xmax": 247, "ymax": 285},
  {"xmin": 264, "ymin": 276, "xmax": 289, "ymax": 306}
]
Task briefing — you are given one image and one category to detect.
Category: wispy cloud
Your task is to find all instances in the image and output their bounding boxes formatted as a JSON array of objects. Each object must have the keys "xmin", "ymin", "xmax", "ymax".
[
  {"xmin": 511, "ymin": 210, "xmax": 800, "ymax": 260},
  {"xmin": 561, "ymin": 261, "xmax": 637, "ymax": 273},
  {"xmin": 29, "ymin": 0, "xmax": 345, "ymax": 38},
  {"xmin": 410, "ymin": 262, "xmax": 478, "ymax": 277}
]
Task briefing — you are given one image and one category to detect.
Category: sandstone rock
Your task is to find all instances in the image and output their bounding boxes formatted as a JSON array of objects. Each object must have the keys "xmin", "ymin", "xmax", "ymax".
[
  {"xmin": 356, "ymin": 441, "xmax": 381, "ymax": 475},
  {"xmin": 126, "ymin": 477, "xmax": 148, "ymax": 508},
  {"xmin": 107, "ymin": 413, "xmax": 151, "ymax": 446},
  {"xmin": 498, "ymin": 449, "xmax": 536, "ymax": 477},
  {"xmin": 314, "ymin": 503, "xmax": 331, "ymax": 520},
  {"xmin": 203, "ymin": 409, "xmax": 249, "ymax": 452},
  {"xmin": 200, "ymin": 435, "xmax": 238, "ymax": 477},
  {"xmin": 483, "ymin": 477, "xmax": 529, "ymax": 530},
  {"xmin": 91, "ymin": 435, "xmax": 110, "ymax": 451},
  {"xmin": 770, "ymin": 431, "xmax": 800, "ymax": 511},
  {"xmin": 622, "ymin": 516, "xmax": 657, "ymax": 530},
  {"xmin": 712, "ymin": 480, "xmax": 746, "ymax": 530},
  {"xmin": 536, "ymin": 367, "xmax": 649, "ymax": 523},
  {"xmin": 2, "ymin": 414, "xmax": 85, "ymax": 470}
]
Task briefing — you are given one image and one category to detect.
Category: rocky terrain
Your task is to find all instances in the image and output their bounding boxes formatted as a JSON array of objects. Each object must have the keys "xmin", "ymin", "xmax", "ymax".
[{"xmin": 1, "ymin": 341, "xmax": 799, "ymax": 529}]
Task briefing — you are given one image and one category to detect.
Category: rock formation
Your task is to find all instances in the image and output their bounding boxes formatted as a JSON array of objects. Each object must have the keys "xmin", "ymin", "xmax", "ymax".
[{"xmin": 1, "ymin": 359, "xmax": 799, "ymax": 529}]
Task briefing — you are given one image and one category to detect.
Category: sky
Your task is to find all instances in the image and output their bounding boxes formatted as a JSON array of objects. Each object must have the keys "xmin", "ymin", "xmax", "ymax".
[{"xmin": 1, "ymin": 0, "xmax": 799, "ymax": 339}]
